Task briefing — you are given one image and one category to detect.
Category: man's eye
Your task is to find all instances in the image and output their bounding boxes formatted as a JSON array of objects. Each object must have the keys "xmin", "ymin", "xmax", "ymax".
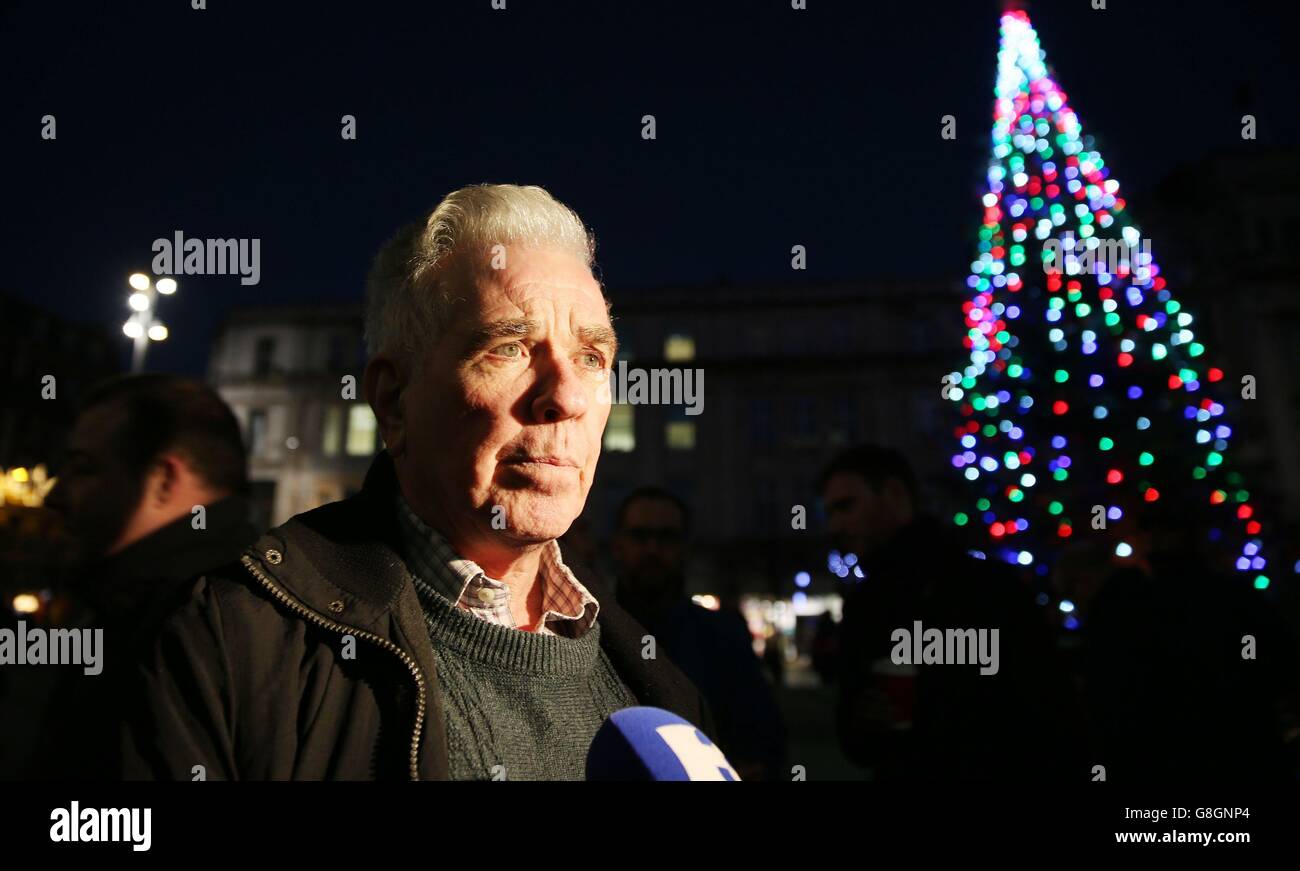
[
  {"xmin": 581, "ymin": 351, "xmax": 606, "ymax": 370},
  {"xmin": 491, "ymin": 343, "xmax": 523, "ymax": 359}
]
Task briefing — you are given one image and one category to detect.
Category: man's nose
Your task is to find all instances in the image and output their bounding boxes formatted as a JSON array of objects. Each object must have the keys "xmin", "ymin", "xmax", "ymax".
[{"xmin": 531, "ymin": 353, "xmax": 590, "ymax": 424}]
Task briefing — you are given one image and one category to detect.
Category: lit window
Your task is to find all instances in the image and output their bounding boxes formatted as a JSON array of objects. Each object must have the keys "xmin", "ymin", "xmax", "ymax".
[
  {"xmin": 666, "ymin": 421, "xmax": 695, "ymax": 450},
  {"xmin": 604, "ymin": 404, "xmax": 635, "ymax": 452},
  {"xmin": 664, "ymin": 334, "xmax": 695, "ymax": 362},
  {"xmin": 346, "ymin": 405, "xmax": 378, "ymax": 456},
  {"xmin": 322, "ymin": 406, "xmax": 342, "ymax": 457}
]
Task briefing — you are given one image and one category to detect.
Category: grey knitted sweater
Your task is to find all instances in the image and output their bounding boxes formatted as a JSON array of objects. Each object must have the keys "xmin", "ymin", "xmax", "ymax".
[{"xmin": 418, "ymin": 589, "xmax": 640, "ymax": 780}]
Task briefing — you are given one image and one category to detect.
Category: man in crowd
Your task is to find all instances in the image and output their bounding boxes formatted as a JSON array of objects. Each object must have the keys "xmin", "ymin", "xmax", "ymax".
[
  {"xmin": 613, "ymin": 486, "xmax": 787, "ymax": 780},
  {"xmin": 32, "ymin": 374, "xmax": 255, "ymax": 779},
  {"xmin": 823, "ymin": 444, "xmax": 1080, "ymax": 780},
  {"xmin": 125, "ymin": 183, "xmax": 715, "ymax": 780}
]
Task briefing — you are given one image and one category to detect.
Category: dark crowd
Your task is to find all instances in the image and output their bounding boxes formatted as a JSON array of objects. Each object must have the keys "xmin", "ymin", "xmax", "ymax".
[{"xmin": 2, "ymin": 369, "xmax": 1296, "ymax": 781}]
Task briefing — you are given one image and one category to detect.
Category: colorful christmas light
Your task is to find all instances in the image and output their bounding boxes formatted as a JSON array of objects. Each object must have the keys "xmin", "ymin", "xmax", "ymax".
[{"xmin": 944, "ymin": 9, "xmax": 1270, "ymax": 589}]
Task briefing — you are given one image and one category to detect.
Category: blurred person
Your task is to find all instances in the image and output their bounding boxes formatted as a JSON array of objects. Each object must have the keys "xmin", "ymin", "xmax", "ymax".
[
  {"xmin": 123, "ymin": 184, "xmax": 714, "ymax": 780},
  {"xmin": 612, "ymin": 486, "xmax": 787, "ymax": 780},
  {"xmin": 1079, "ymin": 502, "xmax": 1300, "ymax": 781},
  {"xmin": 809, "ymin": 610, "xmax": 841, "ymax": 684},
  {"xmin": 29, "ymin": 374, "xmax": 255, "ymax": 779},
  {"xmin": 761, "ymin": 629, "xmax": 787, "ymax": 688},
  {"xmin": 822, "ymin": 444, "xmax": 1080, "ymax": 781}
]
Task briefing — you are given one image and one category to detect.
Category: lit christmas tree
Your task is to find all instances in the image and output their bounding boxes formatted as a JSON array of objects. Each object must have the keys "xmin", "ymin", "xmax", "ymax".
[{"xmin": 943, "ymin": 8, "xmax": 1272, "ymax": 591}]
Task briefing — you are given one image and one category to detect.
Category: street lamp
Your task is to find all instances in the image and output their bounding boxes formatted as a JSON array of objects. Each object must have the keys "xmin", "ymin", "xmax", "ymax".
[{"xmin": 122, "ymin": 273, "xmax": 177, "ymax": 372}]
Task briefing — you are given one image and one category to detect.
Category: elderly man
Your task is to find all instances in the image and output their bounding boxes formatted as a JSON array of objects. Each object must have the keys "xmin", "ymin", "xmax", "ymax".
[{"xmin": 125, "ymin": 184, "xmax": 714, "ymax": 780}]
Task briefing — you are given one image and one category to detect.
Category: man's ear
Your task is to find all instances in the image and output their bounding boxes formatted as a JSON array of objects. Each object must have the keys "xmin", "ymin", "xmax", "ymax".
[
  {"xmin": 147, "ymin": 454, "xmax": 184, "ymax": 507},
  {"xmin": 365, "ymin": 353, "xmax": 407, "ymax": 459}
]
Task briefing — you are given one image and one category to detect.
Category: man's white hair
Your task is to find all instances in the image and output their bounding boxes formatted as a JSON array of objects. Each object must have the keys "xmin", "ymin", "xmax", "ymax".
[{"xmin": 365, "ymin": 183, "xmax": 598, "ymax": 363}]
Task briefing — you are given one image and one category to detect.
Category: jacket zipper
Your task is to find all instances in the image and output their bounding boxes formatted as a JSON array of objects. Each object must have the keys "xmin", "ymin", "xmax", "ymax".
[{"xmin": 241, "ymin": 555, "xmax": 427, "ymax": 781}]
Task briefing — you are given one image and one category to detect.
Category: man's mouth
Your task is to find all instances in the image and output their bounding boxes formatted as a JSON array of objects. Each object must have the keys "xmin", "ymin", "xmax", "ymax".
[{"xmin": 503, "ymin": 455, "xmax": 580, "ymax": 469}]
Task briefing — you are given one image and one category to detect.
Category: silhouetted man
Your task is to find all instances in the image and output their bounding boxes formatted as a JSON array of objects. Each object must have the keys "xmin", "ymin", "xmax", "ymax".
[
  {"xmin": 31, "ymin": 374, "xmax": 255, "ymax": 779},
  {"xmin": 823, "ymin": 445, "xmax": 1077, "ymax": 780},
  {"xmin": 613, "ymin": 486, "xmax": 787, "ymax": 780},
  {"xmin": 1079, "ymin": 504, "xmax": 1300, "ymax": 781}
]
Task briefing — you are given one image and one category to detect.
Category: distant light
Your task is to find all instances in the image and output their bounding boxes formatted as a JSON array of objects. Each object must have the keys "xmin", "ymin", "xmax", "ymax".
[
  {"xmin": 147, "ymin": 324, "xmax": 169, "ymax": 342},
  {"xmin": 1115, "ymin": 542, "xmax": 1133, "ymax": 558},
  {"xmin": 128, "ymin": 273, "xmax": 151, "ymax": 291},
  {"xmin": 123, "ymin": 320, "xmax": 144, "ymax": 339},
  {"xmin": 1064, "ymin": 615, "xmax": 1080, "ymax": 631},
  {"xmin": 128, "ymin": 292, "xmax": 150, "ymax": 312},
  {"xmin": 155, "ymin": 277, "xmax": 178, "ymax": 294},
  {"xmin": 793, "ymin": 592, "xmax": 807, "ymax": 606},
  {"xmin": 844, "ymin": 553, "xmax": 858, "ymax": 567},
  {"xmin": 1017, "ymin": 550, "xmax": 1033, "ymax": 565},
  {"xmin": 12, "ymin": 593, "xmax": 40, "ymax": 614},
  {"xmin": 852, "ymin": 565, "xmax": 865, "ymax": 579},
  {"xmin": 691, "ymin": 595, "xmax": 720, "ymax": 610},
  {"xmin": 794, "ymin": 571, "xmax": 811, "ymax": 588},
  {"xmin": 1058, "ymin": 599, "xmax": 1075, "ymax": 613},
  {"xmin": 10, "ymin": 467, "xmax": 29, "ymax": 483},
  {"xmin": 285, "ymin": 436, "xmax": 300, "ymax": 450}
]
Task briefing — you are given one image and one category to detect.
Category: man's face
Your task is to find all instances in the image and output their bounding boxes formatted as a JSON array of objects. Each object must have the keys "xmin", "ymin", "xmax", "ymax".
[
  {"xmin": 397, "ymin": 246, "xmax": 615, "ymax": 549},
  {"xmin": 613, "ymin": 498, "xmax": 687, "ymax": 597},
  {"xmin": 45, "ymin": 404, "xmax": 145, "ymax": 563},
  {"xmin": 821, "ymin": 471, "xmax": 902, "ymax": 560}
]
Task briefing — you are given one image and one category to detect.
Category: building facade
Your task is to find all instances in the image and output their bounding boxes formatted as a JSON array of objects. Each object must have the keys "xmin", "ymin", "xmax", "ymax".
[
  {"xmin": 591, "ymin": 279, "xmax": 965, "ymax": 600},
  {"xmin": 208, "ymin": 305, "xmax": 376, "ymax": 531}
]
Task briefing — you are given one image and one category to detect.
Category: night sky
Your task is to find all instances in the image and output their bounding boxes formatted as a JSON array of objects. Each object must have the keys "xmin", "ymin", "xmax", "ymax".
[{"xmin": 4, "ymin": 0, "xmax": 1296, "ymax": 375}]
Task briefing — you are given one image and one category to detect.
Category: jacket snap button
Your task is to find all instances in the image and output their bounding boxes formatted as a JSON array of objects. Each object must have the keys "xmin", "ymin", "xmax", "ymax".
[
  {"xmin": 265, "ymin": 549, "xmax": 283, "ymax": 565},
  {"xmin": 328, "ymin": 600, "xmax": 345, "ymax": 614}
]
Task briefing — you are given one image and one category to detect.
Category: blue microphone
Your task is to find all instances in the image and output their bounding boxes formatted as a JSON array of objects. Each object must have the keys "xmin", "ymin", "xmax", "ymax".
[{"xmin": 586, "ymin": 706, "xmax": 741, "ymax": 781}]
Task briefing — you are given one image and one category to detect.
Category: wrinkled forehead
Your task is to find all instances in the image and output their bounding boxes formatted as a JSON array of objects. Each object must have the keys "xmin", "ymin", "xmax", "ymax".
[{"xmin": 444, "ymin": 245, "xmax": 610, "ymax": 326}]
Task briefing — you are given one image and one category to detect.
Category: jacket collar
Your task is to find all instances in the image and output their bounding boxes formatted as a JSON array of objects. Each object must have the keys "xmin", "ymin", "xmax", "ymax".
[{"xmin": 243, "ymin": 452, "xmax": 420, "ymax": 633}]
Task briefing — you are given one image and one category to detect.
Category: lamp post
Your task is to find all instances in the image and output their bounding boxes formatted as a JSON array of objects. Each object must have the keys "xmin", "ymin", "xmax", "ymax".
[{"xmin": 122, "ymin": 273, "xmax": 177, "ymax": 373}]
